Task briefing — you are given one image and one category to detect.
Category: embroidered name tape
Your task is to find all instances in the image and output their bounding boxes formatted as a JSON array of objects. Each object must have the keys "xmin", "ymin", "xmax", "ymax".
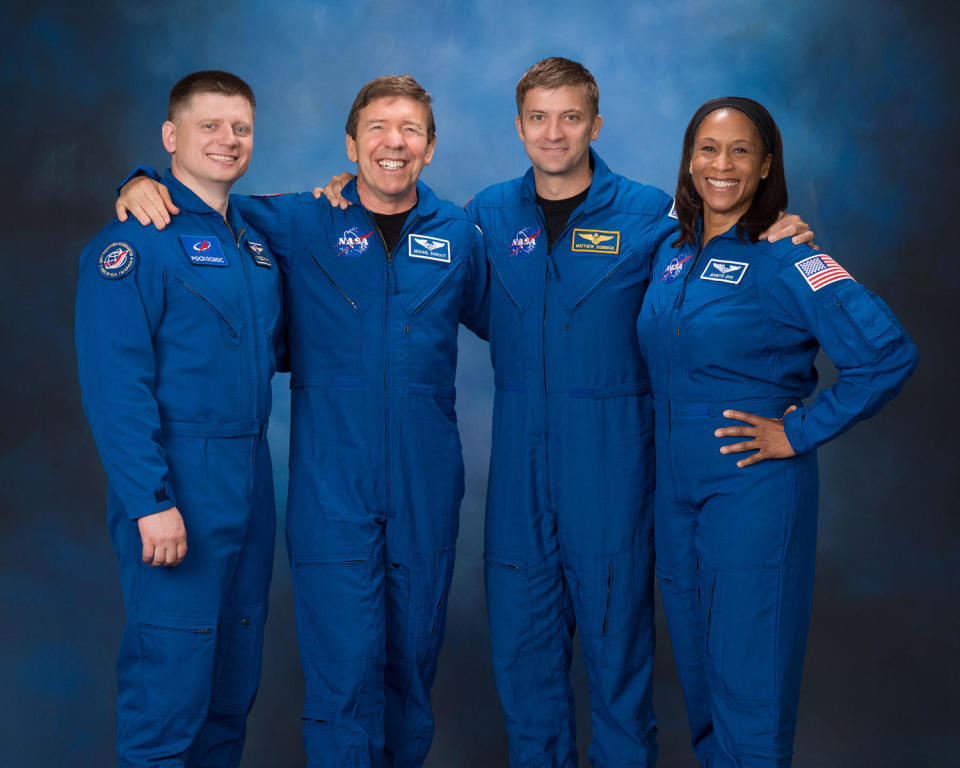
[
  {"xmin": 794, "ymin": 254, "xmax": 853, "ymax": 291},
  {"xmin": 408, "ymin": 234, "xmax": 451, "ymax": 263},
  {"xmin": 99, "ymin": 241, "xmax": 136, "ymax": 279},
  {"xmin": 700, "ymin": 259, "xmax": 748, "ymax": 284},
  {"xmin": 572, "ymin": 228, "xmax": 620, "ymax": 254},
  {"xmin": 246, "ymin": 240, "xmax": 272, "ymax": 267},
  {"xmin": 180, "ymin": 235, "xmax": 228, "ymax": 266}
]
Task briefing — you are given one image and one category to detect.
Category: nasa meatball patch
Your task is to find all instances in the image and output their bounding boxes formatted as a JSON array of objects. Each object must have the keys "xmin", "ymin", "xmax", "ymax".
[
  {"xmin": 99, "ymin": 241, "xmax": 136, "ymax": 279},
  {"xmin": 179, "ymin": 235, "xmax": 228, "ymax": 266}
]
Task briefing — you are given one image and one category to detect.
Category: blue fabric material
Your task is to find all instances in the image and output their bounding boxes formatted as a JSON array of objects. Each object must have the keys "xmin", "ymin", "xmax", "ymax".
[
  {"xmin": 232, "ymin": 177, "xmax": 488, "ymax": 768},
  {"xmin": 466, "ymin": 150, "xmax": 676, "ymax": 768},
  {"xmin": 77, "ymin": 170, "xmax": 284, "ymax": 766},
  {"xmin": 636, "ymin": 227, "xmax": 917, "ymax": 765}
]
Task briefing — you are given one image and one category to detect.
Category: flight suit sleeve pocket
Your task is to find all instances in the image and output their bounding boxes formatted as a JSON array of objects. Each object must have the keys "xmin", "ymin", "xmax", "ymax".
[{"xmin": 832, "ymin": 285, "xmax": 903, "ymax": 352}]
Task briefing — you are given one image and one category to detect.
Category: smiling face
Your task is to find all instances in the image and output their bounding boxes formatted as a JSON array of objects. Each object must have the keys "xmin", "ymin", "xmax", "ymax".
[
  {"xmin": 689, "ymin": 108, "xmax": 772, "ymax": 230},
  {"xmin": 162, "ymin": 91, "xmax": 254, "ymax": 195},
  {"xmin": 346, "ymin": 96, "xmax": 436, "ymax": 214},
  {"xmin": 516, "ymin": 85, "xmax": 602, "ymax": 198}
]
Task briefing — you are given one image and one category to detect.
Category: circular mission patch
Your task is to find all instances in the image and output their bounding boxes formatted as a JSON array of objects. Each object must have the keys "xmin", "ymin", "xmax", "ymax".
[{"xmin": 98, "ymin": 241, "xmax": 136, "ymax": 279}]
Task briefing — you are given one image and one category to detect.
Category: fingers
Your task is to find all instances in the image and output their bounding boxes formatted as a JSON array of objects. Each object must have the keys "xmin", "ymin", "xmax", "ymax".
[
  {"xmin": 312, "ymin": 186, "xmax": 324, "ymax": 199},
  {"xmin": 721, "ymin": 409, "xmax": 764, "ymax": 426},
  {"xmin": 142, "ymin": 540, "xmax": 154, "ymax": 564},
  {"xmin": 791, "ymin": 230, "xmax": 814, "ymax": 245},
  {"xmin": 714, "ymin": 426, "xmax": 757, "ymax": 438},
  {"xmin": 735, "ymin": 451, "xmax": 766, "ymax": 468},
  {"xmin": 159, "ymin": 186, "xmax": 180, "ymax": 217},
  {"xmin": 782, "ymin": 404, "xmax": 798, "ymax": 416},
  {"xmin": 115, "ymin": 200, "xmax": 128, "ymax": 222},
  {"xmin": 719, "ymin": 439, "xmax": 758, "ymax": 454},
  {"xmin": 143, "ymin": 196, "xmax": 172, "ymax": 229}
]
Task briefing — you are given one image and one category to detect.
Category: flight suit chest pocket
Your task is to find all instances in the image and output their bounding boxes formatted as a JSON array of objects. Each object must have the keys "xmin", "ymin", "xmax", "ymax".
[
  {"xmin": 680, "ymin": 260, "xmax": 756, "ymax": 326},
  {"xmin": 241, "ymin": 238, "xmax": 283, "ymax": 334},
  {"xmin": 306, "ymin": 241, "xmax": 378, "ymax": 315},
  {"xmin": 487, "ymin": 247, "xmax": 537, "ymax": 314},
  {"xmin": 171, "ymin": 269, "xmax": 244, "ymax": 342},
  {"xmin": 564, "ymin": 247, "xmax": 642, "ymax": 314},
  {"xmin": 396, "ymin": 257, "xmax": 461, "ymax": 318}
]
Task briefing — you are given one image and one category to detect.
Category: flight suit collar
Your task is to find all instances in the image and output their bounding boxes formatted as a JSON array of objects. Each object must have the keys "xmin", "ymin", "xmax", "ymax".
[
  {"xmin": 520, "ymin": 148, "xmax": 618, "ymax": 217},
  {"xmin": 341, "ymin": 177, "xmax": 441, "ymax": 220}
]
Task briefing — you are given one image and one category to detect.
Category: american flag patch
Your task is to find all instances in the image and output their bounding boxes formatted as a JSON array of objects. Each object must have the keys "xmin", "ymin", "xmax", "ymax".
[{"xmin": 794, "ymin": 254, "xmax": 854, "ymax": 291}]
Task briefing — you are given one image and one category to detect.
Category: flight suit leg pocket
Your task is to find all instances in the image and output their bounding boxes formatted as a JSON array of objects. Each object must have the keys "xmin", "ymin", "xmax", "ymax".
[
  {"xmin": 707, "ymin": 567, "xmax": 778, "ymax": 703},
  {"xmin": 292, "ymin": 549, "xmax": 382, "ymax": 663},
  {"xmin": 484, "ymin": 553, "xmax": 531, "ymax": 660},
  {"xmin": 210, "ymin": 611, "xmax": 265, "ymax": 715},
  {"xmin": 136, "ymin": 620, "xmax": 216, "ymax": 717},
  {"xmin": 593, "ymin": 542, "xmax": 655, "ymax": 671}
]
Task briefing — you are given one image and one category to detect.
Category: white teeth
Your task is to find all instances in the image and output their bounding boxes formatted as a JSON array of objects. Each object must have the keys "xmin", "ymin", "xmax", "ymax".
[
  {"xmin": 378, "ymin": 159, "xmax": 406, "ymax": 169},
  {"xmin": 708, "ymin": 178, "xmax": 737, "ymax": 188},
  {"xmin": 208, "ymin": 154, "xmax": 236, "ymax": 162}
]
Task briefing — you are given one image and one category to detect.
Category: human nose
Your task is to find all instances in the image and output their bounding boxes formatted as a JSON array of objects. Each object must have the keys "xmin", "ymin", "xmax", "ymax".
[
  {"xmin": 544, "ymin": 116, "xmax": 563, "ymax": 141},
  {"xmin": 712, "ymin": 149, "xmax": 734, "ymax": 171}
]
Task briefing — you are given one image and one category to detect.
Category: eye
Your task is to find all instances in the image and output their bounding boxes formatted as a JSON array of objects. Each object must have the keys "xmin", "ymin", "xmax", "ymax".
[
  {"xmin": 234, "ymin": 125, "xmax": 250, "ymax": 136},
  {"xmin": 203, "ymin": 122, "xmax": 215, "ymax": 130},
  {"xmin": 530, "ymin": 114, "xmax": 544, "ymax": 121}
]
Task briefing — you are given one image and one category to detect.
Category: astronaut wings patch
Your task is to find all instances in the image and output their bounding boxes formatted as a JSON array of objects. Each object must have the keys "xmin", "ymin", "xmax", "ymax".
[{"xmin": 408, "ymin": 234, "xmax": 451, "ymax": 263}]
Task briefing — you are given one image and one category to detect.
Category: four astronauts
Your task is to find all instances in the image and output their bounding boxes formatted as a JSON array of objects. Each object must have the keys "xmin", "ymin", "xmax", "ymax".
[{"xmin": 78, "ymin": 59, "xmax": 916, "ymax": 768}]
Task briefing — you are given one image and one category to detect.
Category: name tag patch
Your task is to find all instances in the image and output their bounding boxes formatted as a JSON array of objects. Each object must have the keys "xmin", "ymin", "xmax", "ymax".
[
  {"xmin": 180, "ymin": 235, "xmax": 228, "ymax": 266},
  {"xmin": 246, "ymin": 240, "xmax": 272, "ymax": 268},
  {"xmin": 408, "ymin": 234, "xmax": 451, "ymax": 263},
  {"xmin": 700, "ymin": 259, "xmax": 748, "ymax": 284},
  {"xmin": 571, "ymin": 228, "xmax": 620, "ymax": 254}
]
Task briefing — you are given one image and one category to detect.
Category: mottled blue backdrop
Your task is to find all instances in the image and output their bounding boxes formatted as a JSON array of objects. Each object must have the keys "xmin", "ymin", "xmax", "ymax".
[{"xmin": 2, "ymin": 0, "xmax": 957, "ymax": 765}]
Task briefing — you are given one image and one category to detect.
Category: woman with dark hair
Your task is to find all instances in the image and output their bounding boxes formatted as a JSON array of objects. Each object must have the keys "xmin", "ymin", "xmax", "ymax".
[{"xmin": 636, "ymin": 98, "xmax": 917, "ymax": 765}]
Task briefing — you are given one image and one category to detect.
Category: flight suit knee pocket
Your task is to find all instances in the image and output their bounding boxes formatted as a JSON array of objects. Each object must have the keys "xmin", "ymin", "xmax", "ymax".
[
  {"xmin": 211, "ymin": 612, "xmax": 265, "ymax": 714},
  {"xmin": 484, "ymin": 553, "xmax": 531, "ymax": 659},
  {"xmin": 585, "ymin": 544, "xmax": 654, "ymax": 670},
  {"xmin": 136, "ymin": 620, "xmax": 216, "ymax": 716},
  {"xmin": 294, "ymin": 551, "xmax": 381, "ymax": 661},
  {"xmin": 707, "ymin": 568, "xmax": 778, "ymax": 702}
]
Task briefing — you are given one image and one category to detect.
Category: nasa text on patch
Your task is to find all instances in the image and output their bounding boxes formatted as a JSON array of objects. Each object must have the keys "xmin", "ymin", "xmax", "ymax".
[
  {"xmin": 336, "ymin": 226, "xmax": 374, "ymax": 258},
  {"xmin": 179, "ymin": 235, "xmax": 228, "ymax": 266},
  {"xmin": 571, "ymin": 228, "xmax": 620, "ymax": 254},
  {"xmin": 794, "ymin": 254, "xmax": 854, "ymax": 291},
  {"xmin": 408, "ymin": 234, "xmax": 451, "ymax": 263},
  {"xmin": 99, "ymin": 241, "xmax": 137, "ymax": 279},
  {"xmin": 246, "ymin": 240, "xmax": 272, "ymax": 268},
  {"xmin": 509, "ymin": 227, "xmax": 540, "ymax": 258},
  {"xmin": 700, "ymin": 259, "xmax": 749, "ymax": 284}
]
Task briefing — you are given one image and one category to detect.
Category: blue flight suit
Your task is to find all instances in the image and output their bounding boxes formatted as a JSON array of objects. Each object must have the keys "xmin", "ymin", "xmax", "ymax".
[
  {"xmin": 466, "ymin": 150, "xmax": 676, "ymax": 768},
  {"xmin": 636, "ymin": 227, "xmax": 917, "ymax": 766},
  {"xmin": 232, "ymin": 178, "xmax": 488, "ymax": 768},
  {"xmin": 76, "ymin": 171, "xmax": 284, "ymax": 768}
]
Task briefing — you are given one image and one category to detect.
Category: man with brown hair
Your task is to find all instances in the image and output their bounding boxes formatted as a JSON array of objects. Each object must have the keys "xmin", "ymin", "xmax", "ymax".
[
  {"xmin": 78, "ymin": 70, "xmax": 283, "ymax": 767},
  {"xmin": 116, "ymin": 74, "xmax": 489, "ymax": 768}
]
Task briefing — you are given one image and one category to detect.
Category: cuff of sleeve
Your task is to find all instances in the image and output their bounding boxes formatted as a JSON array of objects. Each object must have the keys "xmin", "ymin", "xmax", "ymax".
[
  {"xmin": 127, "ymin": 483, "xmax": 178, "ymax": 521},
  {"xmin": 783, "ymin": 408, "xmax": 812, "ymax": 455},
  {"xmin": 116, "ymin": 165, "xmax": 161, "ymax": 197}
]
